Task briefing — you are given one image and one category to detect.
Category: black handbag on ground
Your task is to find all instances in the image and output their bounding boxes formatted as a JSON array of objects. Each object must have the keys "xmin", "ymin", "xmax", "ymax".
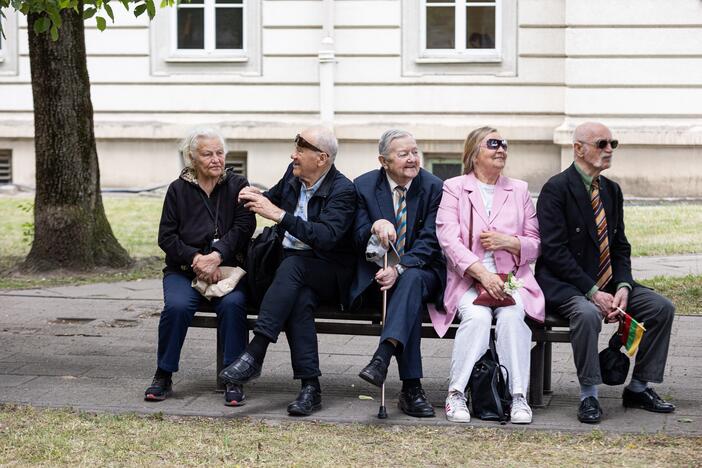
[
  {"xmin": 245, "ymin": 225, "xmax": 283, "ymax": 307},
  {"xmin": 599, "ymin": 330, "xmax": 630, "ymax": 386},
  {"xmin": 467, "ymin": 335, "xmax": 512, "ymax": 423}
]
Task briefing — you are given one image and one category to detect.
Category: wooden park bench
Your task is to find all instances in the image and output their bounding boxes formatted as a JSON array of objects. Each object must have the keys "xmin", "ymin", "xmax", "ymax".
[{"xmin": 191, "ymin": 303, "xmax": 571, "ymax": 408}]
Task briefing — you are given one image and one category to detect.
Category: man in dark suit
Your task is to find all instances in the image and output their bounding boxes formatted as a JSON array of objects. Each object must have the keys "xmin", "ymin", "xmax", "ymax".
[
  {"xmin": 536, "ymin": 121, "xmax": 675, "ymax": 424},
  {"xmin": 350, "ymin": 129, "xmax": 445, "ymax": 417},
  {"xmin": 219, "ymin": 126, "xmax": 357, "ymax": 416}
]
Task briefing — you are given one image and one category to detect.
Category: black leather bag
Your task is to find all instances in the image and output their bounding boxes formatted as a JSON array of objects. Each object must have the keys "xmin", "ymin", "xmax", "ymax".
[
  {"xmin": 599, "ymin": 330, "xmax": 630, "ymax": 386},
  {"xmin": 246, "ymin": 226, "xmax": 283, "ymax": 307},
  {"xmin": 467, "ymin": 336, "xmax": 512, "ymax": 422}
]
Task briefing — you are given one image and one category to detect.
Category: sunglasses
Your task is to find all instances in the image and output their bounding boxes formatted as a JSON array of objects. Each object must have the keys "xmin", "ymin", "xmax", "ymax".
[
  {"xmin": 483, "ymin": 138, "xmax": 508, "ymax": 150},
  {"xmin": 294, "ymin": 134, "xmax": 325, "ymax": 154},
  {"xmin": 580, "ymin": 139, "xmax": 619, "ymax": 150}
]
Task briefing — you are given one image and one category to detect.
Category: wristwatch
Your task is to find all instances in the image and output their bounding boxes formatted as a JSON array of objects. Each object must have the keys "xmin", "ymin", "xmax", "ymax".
[{"xmin": 395, "ymin": 264, "xmax": 406, "ymax": 276}]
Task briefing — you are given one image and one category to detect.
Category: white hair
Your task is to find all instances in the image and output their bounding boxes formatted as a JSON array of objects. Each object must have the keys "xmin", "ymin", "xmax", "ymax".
[
  {"xmin": 379, "ymin": 129, "xmax": 414, "ymax": 156},
  {"xmin": 180, "ymin": 127, "xmax": 227, "ymax": 167}
]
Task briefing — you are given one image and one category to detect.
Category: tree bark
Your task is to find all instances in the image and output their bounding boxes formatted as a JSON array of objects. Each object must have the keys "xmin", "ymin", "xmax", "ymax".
[{"xmin": 24, "ymin": 3, "xmax": 132, "ymax": 271}]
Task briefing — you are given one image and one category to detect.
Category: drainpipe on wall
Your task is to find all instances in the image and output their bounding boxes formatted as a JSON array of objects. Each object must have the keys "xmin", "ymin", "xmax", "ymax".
[{"xmin": 319, "ymin": 0, "xmax": 335, "ymax": 127}]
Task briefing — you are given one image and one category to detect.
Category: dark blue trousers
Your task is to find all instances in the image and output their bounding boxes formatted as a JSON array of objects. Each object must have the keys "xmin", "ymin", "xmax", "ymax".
[
  {"xmin": 254, "ymin": 250, "xmax": 349, "ymax": 379},
  {"xmin": 157, "ymin": 272, "xmax": 248, "ymax": 373},
  {"xmin": 372, "ymin": 268, "xmax": 440, "ymax": 380}
]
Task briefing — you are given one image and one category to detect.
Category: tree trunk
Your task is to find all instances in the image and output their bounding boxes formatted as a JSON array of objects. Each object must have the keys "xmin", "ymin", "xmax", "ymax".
[{"xmin": 24, "ymin": 3, "xmax": 131, "ymax": 271}]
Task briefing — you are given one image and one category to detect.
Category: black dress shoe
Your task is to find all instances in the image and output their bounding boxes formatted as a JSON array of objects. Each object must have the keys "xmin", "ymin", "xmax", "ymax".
[
  {"xmin": 287, "ymin": 384, "xmax": 322, "ymax": 416},
  {"xmin": 623, "ymin": 387, "xmax": 675, "ymax": 413},
  {"xmin": 577, "ymin": 396, "xmax": 602, "ymax": 424},
  {"xmin": 398, "ymin": 387, "xmax": 435, "ymax": 418},
  {"xmin": 218, "ymin": 352, "xmax": 262, "ymax": 385},
  {"xmin": 358, "ymin": 357, "xmax": 388, "ymax": 387}
]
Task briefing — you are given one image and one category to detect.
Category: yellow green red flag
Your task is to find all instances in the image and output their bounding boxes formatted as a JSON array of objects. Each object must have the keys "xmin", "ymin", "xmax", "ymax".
[{"xmin": 619, "ymin": 311, "xmax": 646, "ymax": 357}]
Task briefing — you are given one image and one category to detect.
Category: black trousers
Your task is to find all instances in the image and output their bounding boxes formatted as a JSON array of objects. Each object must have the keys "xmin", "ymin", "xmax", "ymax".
[
  {"xmin": 557, "ymin": 286, "xmax": 675, "ymax": 386},
  {"xmin": 253, "ymin": 249, "xmax": 350, "ymax": 379}
]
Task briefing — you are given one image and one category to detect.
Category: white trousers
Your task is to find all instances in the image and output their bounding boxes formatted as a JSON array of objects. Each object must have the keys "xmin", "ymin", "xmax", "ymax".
[{"xmin": 449, "ymin": 287, "xmax": 532, "ymax": 396}]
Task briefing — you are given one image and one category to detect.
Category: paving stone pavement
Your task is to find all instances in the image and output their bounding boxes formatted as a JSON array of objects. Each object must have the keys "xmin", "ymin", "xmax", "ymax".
[{"xmin": 0, "ymin": 255, "xmax": 700, "ymax": 435}]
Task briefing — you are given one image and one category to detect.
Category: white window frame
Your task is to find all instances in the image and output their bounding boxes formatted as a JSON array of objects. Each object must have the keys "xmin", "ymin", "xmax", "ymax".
[
  {"xmin": 150, "ymin": 0, "xmax": 260, "ymax": 76},
  {"xmin": 402, "ymin": 0, "xmax": 516, "ymax": 77},
  {"xmin": 170, "ymin": 0, "xmax": 245, "ymax": 58},
  {"xmin": 0, "ymin": 9, "xmax": 19, "ymax": 76},
  {"xmin": 420, "ymin": 0, "xmax": 501, "ymax": 61}
]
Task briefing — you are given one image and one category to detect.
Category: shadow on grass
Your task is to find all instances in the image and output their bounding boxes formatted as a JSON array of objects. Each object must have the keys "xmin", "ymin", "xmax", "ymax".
[{"xmin": 0, "ymin": 256, "xmax": 163, "ymax": 290}]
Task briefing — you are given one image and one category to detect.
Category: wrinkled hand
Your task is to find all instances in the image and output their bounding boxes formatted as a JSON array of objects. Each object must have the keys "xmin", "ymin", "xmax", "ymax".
[
  {"xmin": 477, "ymin": 271, "xmax": 506, "ymax": 300},
  {"xmin": 590, "ymin": 290, "xmax": 614, "ymax": 318},
  {"xmin": 479, "ymin": 230, "xmax": 515, "ymax": 252},
  {"xmin": 607, "ymin": 287, "xmax": 629, "ymax": 323},
  {"xmin": 371, "ymin": 219, "xmax": 396, "ymax": 249},
  {"xmin": 192, "ymin": 252, "xmax": 221, "ymax": 282},
  {"xmin": 239, "ymin": 188, "xmax": 284, "ymax": 221},
  {"xmin": 375, "ymin": 266, "xmax": 398, "ymax": 291}
]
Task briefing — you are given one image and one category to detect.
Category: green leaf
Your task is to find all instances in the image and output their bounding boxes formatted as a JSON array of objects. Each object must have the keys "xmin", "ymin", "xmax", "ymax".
[
  {"xmin": 50, "ymin": 25, "xmax": 59, "ymax": 41},
  {"xmin": 146, "ymin": 0, "xmax": 156, "ymax": 18},
  {"xmin": 33, "ymin": 16, "xmax": 51, "ymax": 34},
  {"xmin": 104, "ymin": 3, "xmax": 114, "ymax": 21},
  {"xmin": 95, "ymin": 15, "xmax": 106, "ymax": 31},
  {"xmin": 83, "ymin": 7, "xmax": 97, "ymax": 19},
  {"xmin": 134, "ymin": 3, "xmax": 147, "ymax": 16},
  {"xmin": 119, "ymin": 0, "xmax": 129, "ymax": 10}
]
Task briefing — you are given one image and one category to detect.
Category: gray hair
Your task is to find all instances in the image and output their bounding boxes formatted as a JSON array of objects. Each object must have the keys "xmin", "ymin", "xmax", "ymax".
[
  {"xmin": 180, "ymin": 127, "xmax": 227, "ymax": 167},
  {"xmin": 307, "ymin": 126, "xmax": 338, "ymax": 163},
  {"xmin": 379, "ymin": 129, "xmax": 414, "ymax": 156}
]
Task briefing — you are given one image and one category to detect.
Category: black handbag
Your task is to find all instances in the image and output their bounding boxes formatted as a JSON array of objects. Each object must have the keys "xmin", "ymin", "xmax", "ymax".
[
  {"xmin": 467, "ymin": 335, "xmax": 512, "ymax": 423},
  {"xmin": 599, "ymin": 330, "xmax": 630, "ymax": 386},
  {"xmin": 245, "ymin": 225, "xmax": 283, "ymax": 307}
]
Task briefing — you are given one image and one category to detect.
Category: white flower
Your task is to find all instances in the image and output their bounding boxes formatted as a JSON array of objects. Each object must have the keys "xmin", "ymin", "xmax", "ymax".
[{"xmin": 503, "ymin": 272, "xmax": 524, "ymax": 297}]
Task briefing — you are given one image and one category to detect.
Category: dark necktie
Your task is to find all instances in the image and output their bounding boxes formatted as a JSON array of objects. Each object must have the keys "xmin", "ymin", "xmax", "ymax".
[
  {"xmin": 591, "ymin": 178, "xmax": 612, "ymax": 289},
  {"xmin": 394, "ymin": 186, "xmax": 407, "ymax": 256}
]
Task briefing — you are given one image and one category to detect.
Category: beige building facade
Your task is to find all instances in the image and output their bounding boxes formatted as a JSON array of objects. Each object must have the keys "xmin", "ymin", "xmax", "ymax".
[{"xmin": 0, "ymin": 0, "xmax": 701, "ymax": 196}]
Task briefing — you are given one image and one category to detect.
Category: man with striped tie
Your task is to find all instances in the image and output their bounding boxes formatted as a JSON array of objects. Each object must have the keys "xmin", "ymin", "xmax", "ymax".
[
  {"xmin": 536, "ymin": 122, "xmax": 675, "ymax": 424},
  {"xmin": 349, "ymin": 129, "xmax": 446, "ymax": 417}
]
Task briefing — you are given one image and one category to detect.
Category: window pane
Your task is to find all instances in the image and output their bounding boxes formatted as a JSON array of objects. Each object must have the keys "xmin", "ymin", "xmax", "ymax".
[
  {"xmin": 177, "ymin": 8, "xmax": 204, "ymax": 49},
  {"xmin": 426, "ymin": 7, "xmax": 455, "ymax": 49},
  {"xmin": 216, "ymin": 7, "xmax": 243, "ymax": 49},
  {"xmin": 466, "ymin": 6, "xmax": 495, "ymax": 49},
  {"xmin": 426, "ymin": 0, "xmax": 454, "ymax": 3},
  {"xmin": 432, "ymin": 162, "xmax": 462, "ymax": 181},
  {"xmin": 185, "ymin": 0, "xmax": 204, "ymax": 3},
  {"xmin": 216, "ymin": 0, "xmax": 243, "ymax": 3}
]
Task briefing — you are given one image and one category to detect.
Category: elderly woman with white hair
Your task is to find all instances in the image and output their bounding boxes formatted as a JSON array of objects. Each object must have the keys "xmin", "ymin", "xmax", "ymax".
[{"xmin": 144, "ymin": 128, "xmax": 256, "ymax": 407}]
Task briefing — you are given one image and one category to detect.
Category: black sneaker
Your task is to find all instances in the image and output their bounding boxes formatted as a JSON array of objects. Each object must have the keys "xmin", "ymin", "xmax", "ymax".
[
  {"xmin": 144, "ymin": 376, "xmax": 172, "ymax": 402},
  {"xmin": 224, "ymin": 383, "xmax": 246, "ymax": 407}
]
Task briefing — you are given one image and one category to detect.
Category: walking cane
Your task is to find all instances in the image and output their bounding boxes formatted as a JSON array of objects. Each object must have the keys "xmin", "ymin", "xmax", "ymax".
[{"xmin": 377, "ymin": 252, "xmax": 388, "ymax": 419}]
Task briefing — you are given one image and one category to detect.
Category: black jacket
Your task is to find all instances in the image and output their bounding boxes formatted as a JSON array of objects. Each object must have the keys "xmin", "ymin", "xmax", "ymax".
[
  {"xmin": 264, "ymin": 163, "xmax": 357, "ymax": 267},
  {"xmin": 349, "ymin": 168, "xmax": 446, "ymax": 308},
  {"xmin": 535, "ymin": 163, "xmax": 634, "ymax": 307},
  {"xmin": 158, "ymin": 168, "xmax": 256, "ymax": 275}
]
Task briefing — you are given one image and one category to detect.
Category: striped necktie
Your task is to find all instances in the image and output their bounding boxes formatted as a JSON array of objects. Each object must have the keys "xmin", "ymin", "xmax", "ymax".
[
  {"xmin": 591, "ymin": 178, "xmax": 612, "ymax": 289},
  {"xmin": 394, "ymin": 186, "xmax": 407, "ymax": 256}
]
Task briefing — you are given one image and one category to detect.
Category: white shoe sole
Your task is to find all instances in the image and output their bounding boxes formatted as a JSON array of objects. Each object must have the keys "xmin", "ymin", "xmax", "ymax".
[{"xmin": 446, "ymin": 413, "xmax": 471, "ymax": 423}]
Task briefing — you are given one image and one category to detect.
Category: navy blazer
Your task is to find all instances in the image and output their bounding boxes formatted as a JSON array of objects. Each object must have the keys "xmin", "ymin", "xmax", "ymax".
[
  {"xmin": 349, "ymin": 167, "xmax": 446, "ymax": 308},
  {"xmin": 264, "ymin": 163, "xmax": 357, "ymax": 268},
  {"xmin": 535, "ymin": 163, "xmax": 634, "ymax": 307}
]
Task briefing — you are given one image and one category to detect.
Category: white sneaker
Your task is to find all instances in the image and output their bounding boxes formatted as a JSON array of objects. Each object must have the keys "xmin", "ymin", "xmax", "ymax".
[
  {"xmin": 510, "ymin": 395, "xmax": 532, "ymax": 424},
  {"xmin": 445, "ymin": 391, "xmax": 471, "ymax": 423}
]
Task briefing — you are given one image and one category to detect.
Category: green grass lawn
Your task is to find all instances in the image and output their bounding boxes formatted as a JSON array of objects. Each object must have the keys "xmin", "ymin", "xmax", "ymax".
[
  {"xmin": 0, "ymin": 197, "xmax": 700, "ymax": 294},
  {"xmin": 0, "ymin": 406, "xmax": 699, "ymax": 466}
]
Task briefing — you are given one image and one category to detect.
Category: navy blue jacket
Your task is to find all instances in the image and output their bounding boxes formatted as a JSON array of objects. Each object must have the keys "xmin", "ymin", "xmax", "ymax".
[
  {"xmin": 535, "ymin": 163, "xmax": 634, "ymax": 307},
  {"xmin": 264, "ymin": 163, "xmax": 357, "ymax": 268},
  {"xmin": 349, "ymin": 168, "xmax": 446, "ymax": 308}
]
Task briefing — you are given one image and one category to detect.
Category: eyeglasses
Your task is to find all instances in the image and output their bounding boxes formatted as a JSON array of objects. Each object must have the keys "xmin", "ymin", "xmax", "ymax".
[
  {"xmin": 579, "ymin": 139, "xmax": 619, "ymax": 150},
  {"xmin": 294, "ymin": 134, "xmax": 325, "ymax": 154},
  {"xmin": 483, "ymin": 138, "xmax": 508, "ymax": 150}
]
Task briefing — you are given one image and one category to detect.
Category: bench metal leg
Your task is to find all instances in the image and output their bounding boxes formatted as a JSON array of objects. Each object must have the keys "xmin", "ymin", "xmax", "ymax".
[
  {"xmin": 529, "ymin": 341, "xmax": 545, "ymax": 408},
  {"xmin": 216, "ymin": 329, "xmax": 225, "ymax": 391},
  {"xmin": 543, "ymin": 341, "xmax": 553, "ymax": 394}
]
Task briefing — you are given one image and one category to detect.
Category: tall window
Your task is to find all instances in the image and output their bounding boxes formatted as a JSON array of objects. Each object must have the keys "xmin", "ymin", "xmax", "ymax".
[
  {"xmin": 175, "ymin": 0, "xmax": 244, "ymax": 53},
  {"xmin": 0, "ymin": 9, "xmax": 18, "ymax": 75},
  {"xmin": 422, "ymin": 0, "xmax": 500, "ymax": 56}
]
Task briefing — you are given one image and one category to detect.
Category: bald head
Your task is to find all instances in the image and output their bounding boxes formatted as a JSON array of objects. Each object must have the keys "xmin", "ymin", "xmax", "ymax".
[
  {"xmin": 572, "ymin": 121, "xmax": 615, "ymax": 176},
  {"xmin": 573, "ymin": 122, "xmax": 611, "ymax": 147}
]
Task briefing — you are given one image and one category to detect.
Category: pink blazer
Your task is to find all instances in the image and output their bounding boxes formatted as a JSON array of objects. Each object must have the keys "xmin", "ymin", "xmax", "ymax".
[{"xmin": 430, "ymin": 173, "xmax": 545, "ymax": 337}]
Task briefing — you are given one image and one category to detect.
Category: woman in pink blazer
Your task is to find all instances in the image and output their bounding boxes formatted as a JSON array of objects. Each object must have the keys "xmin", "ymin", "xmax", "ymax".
[{"xmin": 434, "ymin": 126, "xmax": 545, "ymax": 424}]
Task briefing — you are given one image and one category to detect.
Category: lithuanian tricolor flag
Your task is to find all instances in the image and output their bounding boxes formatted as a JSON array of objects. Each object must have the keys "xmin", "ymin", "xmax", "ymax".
[{"xmin": 619, "ymin": 311, "xmax": 646, "ymax": 357}]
